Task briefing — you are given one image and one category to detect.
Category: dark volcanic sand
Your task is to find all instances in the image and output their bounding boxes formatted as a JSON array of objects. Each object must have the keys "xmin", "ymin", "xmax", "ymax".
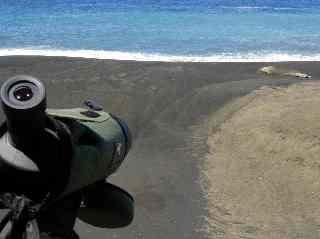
[{"xmin": 0, "ymin": 56, "xmax": 319, "ymax": 239}]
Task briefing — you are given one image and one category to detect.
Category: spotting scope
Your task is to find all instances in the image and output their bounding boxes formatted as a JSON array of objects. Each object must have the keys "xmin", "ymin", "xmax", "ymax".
[{"xmin": 0, "ymin": 75, "xmax": 134, "ymax": 230}]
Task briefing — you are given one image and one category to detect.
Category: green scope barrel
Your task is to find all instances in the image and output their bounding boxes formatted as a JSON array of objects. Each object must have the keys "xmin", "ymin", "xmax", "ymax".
[{"xmin": 48, "ymin": 108, "xmax": 132, "ymax": 197}]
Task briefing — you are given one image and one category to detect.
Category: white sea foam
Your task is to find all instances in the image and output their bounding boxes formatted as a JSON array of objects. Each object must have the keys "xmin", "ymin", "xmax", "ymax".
[
  {"xmin": 0, "ymin": 48, "xmax": 320, "ymax": 62},
  {"xmin": 219, "ymin": 6, "xmax": 309, "ymax": 10},
  {"xmin": 220, "ymin": 6, "xmax": 271, "ymax": 10}
]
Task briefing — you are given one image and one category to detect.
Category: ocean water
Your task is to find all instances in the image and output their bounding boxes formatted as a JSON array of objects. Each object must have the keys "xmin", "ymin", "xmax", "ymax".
[{"xmin": 0, "ymin": 0, "xmax": 320, "ymax": 62}]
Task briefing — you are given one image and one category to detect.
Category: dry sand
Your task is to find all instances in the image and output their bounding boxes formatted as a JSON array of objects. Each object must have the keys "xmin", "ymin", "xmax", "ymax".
[{"xmin": 202, "ymin": 82, "xmax": 320, "ymax": 239}]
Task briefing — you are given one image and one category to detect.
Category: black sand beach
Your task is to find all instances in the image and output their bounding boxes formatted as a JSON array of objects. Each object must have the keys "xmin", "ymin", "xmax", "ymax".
[{"xmin": 0, "ymin": 56, "xmax": 320, "ymax": 239}]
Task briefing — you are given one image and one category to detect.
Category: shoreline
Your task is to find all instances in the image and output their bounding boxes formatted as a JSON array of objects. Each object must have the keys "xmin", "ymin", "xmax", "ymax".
[{"xmin": 1, "ymin": 49, "xmax": 320, "ymax": 62}]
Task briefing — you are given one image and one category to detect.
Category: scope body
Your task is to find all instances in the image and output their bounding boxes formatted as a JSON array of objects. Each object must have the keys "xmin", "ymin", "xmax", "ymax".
[
  {"xmin": 49, "ymin": 110, "xmax": 131, "ymax": 197},
  {"xmin": 0, "ymin": 76, "xmax": 134, "ymax": 230}
]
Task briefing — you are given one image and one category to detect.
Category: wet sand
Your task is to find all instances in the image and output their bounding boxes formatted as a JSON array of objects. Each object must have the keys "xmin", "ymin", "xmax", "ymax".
[{"xmin": 0, "ymin": 56, "xmax": 319, "ymax": 238}]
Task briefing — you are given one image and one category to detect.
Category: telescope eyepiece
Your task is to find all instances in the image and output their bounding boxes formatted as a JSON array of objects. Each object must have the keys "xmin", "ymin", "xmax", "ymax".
[
  {"xmin": 1, "ymin": 75, "xmax": 46, "ymax": 110},
  {"xmin": 0, "ymin": 75, "xmax": 47, "ymax": 149},
  {"xmin": 13, "ymin": 86, "xmax": 34, "ymax": 101}
]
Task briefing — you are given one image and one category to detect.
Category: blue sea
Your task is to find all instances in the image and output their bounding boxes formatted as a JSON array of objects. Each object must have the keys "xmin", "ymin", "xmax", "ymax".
[{"xmin": 0, "ymin": 0, "xmax": 320, "ymax": 62}]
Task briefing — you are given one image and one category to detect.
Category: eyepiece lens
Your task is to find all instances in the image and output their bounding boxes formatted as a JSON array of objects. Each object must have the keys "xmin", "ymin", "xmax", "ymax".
[{"xmin": 13, "ymin": 86, "xmax": 33, "ymax": 101}]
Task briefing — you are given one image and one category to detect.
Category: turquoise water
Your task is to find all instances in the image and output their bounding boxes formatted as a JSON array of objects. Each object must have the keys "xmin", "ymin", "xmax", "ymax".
[{"xmin": 1, "ymin": 0, "xmax": 320, "ymax": 61}]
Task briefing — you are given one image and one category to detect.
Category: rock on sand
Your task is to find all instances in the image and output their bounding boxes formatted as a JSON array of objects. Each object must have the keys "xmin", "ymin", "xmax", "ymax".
[{"xmin": 259, "ymin": 66, "xmax": 312, "ymax": 78}]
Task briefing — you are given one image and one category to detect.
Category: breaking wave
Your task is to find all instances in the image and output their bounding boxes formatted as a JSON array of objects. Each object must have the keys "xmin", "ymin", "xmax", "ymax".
[
  {"xmin": 219, "ymin": 6, "xmax": 311, "ymax": 10},
  {"xmin": 0, "ymin": 48, "xmax": 320, "ymax": 62}
]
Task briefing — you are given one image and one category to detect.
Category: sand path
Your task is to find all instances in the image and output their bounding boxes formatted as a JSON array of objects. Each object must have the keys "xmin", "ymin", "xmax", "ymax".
[{"xmin": 202, "ymin": 82, "xmax": 320, "ymax": 239}]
